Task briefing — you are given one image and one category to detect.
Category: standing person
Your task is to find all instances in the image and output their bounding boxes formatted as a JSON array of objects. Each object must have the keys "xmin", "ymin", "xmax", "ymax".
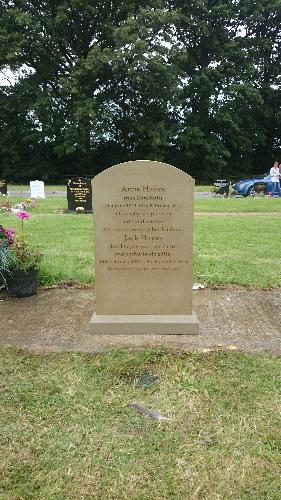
[
  {"xmin": 279, "ymin": 162, "xmax": 281, "ymax": 188},
  {"xmin": 270, "ymin": 160, "xmax": 281, "ymax": 197}
]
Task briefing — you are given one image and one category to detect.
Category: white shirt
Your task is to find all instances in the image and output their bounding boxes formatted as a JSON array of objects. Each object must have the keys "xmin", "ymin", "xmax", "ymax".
[{"xmin": 270, "ymin": 166, "xmax": 280, "ymax": 183}]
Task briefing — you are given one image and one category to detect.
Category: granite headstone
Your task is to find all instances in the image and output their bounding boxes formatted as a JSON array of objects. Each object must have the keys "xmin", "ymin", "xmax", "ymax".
[{"xmin": 67, "ymin": 177, "xmax": 92, "ymax": 212}]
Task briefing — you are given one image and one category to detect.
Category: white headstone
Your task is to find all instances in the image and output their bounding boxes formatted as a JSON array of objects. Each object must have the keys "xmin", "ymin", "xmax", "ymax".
[{"xmin": 30, "ymin": 180, "xmax": 45, "ymax": 199}]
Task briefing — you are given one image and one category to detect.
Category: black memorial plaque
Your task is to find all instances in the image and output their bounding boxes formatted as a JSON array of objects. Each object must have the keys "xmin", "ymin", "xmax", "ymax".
[
  {"xmin": 213, "ymin": 179, "xmax": 230, "ymax": 196},
  {"xmin": 0, "ymin": 180, "xmax": 7, "ymax": 195},
  {"xmin": 67, "ymin": 177, "xmax": 92, "ymax": 212}
]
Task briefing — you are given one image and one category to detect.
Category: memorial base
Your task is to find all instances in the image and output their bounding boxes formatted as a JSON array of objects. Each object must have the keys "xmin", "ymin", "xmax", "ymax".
[
  {"xmin": 64, "ymin": 210, "xmax": 93, "ymax": 214},
  {"xmin": 84, "ymin": 313, "xmax": 199, "ymax": 335}
]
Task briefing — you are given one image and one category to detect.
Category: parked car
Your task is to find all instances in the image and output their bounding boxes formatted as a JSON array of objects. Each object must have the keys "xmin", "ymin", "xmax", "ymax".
[{"xmin": 232, "ymin": 173, "xmax": 272, "ymax": 197}]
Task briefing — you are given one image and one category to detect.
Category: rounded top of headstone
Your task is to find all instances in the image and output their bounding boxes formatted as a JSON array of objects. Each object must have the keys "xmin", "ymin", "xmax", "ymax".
[{"xmin": 93, "ymin": 160, "xmax": 194, "ymax": 183}]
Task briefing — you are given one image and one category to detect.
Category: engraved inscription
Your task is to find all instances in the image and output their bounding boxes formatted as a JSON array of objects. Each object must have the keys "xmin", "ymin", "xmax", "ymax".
[
  {"xmin": 67, "ymin": 177, "xmax": 92, "ymax": 211},
  {"xmin": 68, "ymin": 179, "xmax": 90, "ymax": 203},
  {"xmin": 99, "ymin": 185, "xmax": 189, "ymax": 272}
]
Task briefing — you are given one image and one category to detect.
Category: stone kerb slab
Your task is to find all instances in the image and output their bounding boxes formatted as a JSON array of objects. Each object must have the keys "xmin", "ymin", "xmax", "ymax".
[{"xmin": 86, "ymin": 160, "xmax": 199, "ymax": 335}]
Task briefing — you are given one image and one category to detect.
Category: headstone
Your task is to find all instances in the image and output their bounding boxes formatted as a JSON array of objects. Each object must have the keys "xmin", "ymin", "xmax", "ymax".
[
  {"xmin": 213, "ymin": 179, "xmax": 230, "ymax": 196},
  {"xmin": 85, "ymin": 160, "xmax": 199, "ymax": 335},
  {"xmin": 67, "ymin": 177, "xmax": 92, "ymax": 212},
  {"xmin": 254, "ymin": 182, "xmax": 267, "ymax": 194},
  {"xmin": 0, "ymin": 180, "xmax": 7, "ymax": 195},
  {"xmin": 30, "ymin": 180, "xmax": 45, "ymax": 199}
]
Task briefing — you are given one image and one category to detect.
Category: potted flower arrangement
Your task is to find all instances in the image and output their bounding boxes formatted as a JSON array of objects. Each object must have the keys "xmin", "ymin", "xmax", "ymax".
[{"xmin": 0, "ymin": 213, "xmax": 42, "ymax": 298}]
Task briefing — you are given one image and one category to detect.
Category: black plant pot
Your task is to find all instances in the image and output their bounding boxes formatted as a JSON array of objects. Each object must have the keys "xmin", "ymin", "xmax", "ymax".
[{"xmin": 5, "ymin": 269, "xmax": 38, "ymax": 298}]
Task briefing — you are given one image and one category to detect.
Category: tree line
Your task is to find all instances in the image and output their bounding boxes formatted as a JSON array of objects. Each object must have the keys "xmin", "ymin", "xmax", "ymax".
[{"xmin": 0, "ymin": 0, "xmax": 280, "ymax": 183}]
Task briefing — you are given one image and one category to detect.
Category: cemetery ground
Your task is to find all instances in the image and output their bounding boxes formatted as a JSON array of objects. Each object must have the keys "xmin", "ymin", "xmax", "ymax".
[
  {"xmin": 8, "ymin": 184, "xmax": 212, "ymax": 193},
  {"xmin": 0, "ymin": 347, "xmax": 280, "ymax": 499},
  {"xmin": 1, "ymin": 196, "xmax": 281, "ymax": 287},
  {"xmin": 0, "ymin": 194, "xmax": 280, "ymax": 498}
]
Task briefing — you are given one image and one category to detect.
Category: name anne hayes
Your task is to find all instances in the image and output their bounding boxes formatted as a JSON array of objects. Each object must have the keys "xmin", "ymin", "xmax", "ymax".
[{"xmin": 101, "ymin": 184, "xmax": 189, "ymax": 272}]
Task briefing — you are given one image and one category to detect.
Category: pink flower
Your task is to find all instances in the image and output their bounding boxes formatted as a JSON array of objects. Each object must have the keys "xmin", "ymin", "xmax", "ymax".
[
  {"xmin": 5, "ymin": 228, "xmax": 15, "ymax": 236},
  {"xmin": 16, "ymin": 211, "xmax": 30, "ymax": 220},
  {"xmin": 4, "ymin": 227, "xmax": 15, "ymax": 244}
]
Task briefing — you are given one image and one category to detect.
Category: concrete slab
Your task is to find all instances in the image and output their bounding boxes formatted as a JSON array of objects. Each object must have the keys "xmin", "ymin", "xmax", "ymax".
[{"xmin": 0, "ymin": 287, "xmax": 280, "ymax": 354}]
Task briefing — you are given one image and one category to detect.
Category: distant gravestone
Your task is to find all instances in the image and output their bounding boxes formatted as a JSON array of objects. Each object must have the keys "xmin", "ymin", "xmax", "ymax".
[
  {"xmin": 85, "ymin": 160, "xmax": 199, "ymax": 335},
  {"xmin": 67, "ymin": 177, "xmax": 92, "ymax": 212},
  {"xmin": 0, "ymin": 180, "xmax": 7, "ymax": 195},
  {"xmin": 254, "ymin": 182, "xmax": 267, "ymax": 195},
  {"xmin": 213, "ymin": 179, "xmax": 230, "ymax": 196},
  {"xmin": 30, "ymin": 180, "xmax": 45, "ymax": 199}
]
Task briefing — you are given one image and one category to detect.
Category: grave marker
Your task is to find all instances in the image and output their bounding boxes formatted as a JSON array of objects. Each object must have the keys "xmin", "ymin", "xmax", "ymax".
[
  {"xmin": 254, "ymin": 182, "xmax": 267, "ymax": 195},
  {"xmin": 30, "ymin": 180, "xmax": 45, "ymax": 199},
  {"xmin": 0, "ymin": 180, "xmax": 7, "ymax": 195},
  {"xmin": 85, "ymin": 160, "xmax": 199, "ymax": 335},
  {"xmin": 67, "ymin": 177, "xmax": 92, "ymax": 212}
]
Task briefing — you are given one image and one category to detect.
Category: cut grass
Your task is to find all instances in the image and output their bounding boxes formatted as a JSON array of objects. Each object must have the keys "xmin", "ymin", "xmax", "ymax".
[
  {"xmin": 9, "ymin": 184, "xmax": 211, "ymax": 193},
  {"xmin": 8, "ymin": 184, "xmax": 66, "ymax": 192},
  {"xmin": 3, "ymin": 194, "xmax": 281, "ymax": 214},
  {"xmin": 1, "ymin": 208, "xmax": 281, "ymax": 287},
  {"xmin": 194, "ymin": 196, "xmax": 281, "ymax": 212},
  {"xmin": 1, "ymin": 196, "xmax": 66, "ymax": 213},
  {"xmin": 0, "ymin": 348, "xmax": 280, "ymax": 499},
  {"xmin": 193, "ymin": 215, "xmax": 281, "ymax": 287},
  {"xmin": 194, "ymin": 184, "xmax": 211, "ymax": 192}
]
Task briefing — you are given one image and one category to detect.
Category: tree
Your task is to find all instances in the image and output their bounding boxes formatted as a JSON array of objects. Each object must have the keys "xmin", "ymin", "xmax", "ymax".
[{"xmin": 0, "ymin": 0, "xmax": 280, "ymax": 182}]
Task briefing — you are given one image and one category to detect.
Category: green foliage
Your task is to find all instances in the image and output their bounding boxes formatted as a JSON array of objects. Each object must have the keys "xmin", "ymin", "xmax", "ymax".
[
  {"xmin": 0, "ymin": 239, "xmax": 15, "ymax": 283},
  {"xmin": 9, "ymin": 237, "xmax": 43, "ymax": 272},
  {"xmin": 0, "ymin": 220, "xmax": 42, "ymax": 277},
  {"xmin": 0, "ymin": 0, "xmax": 280, "ymax": 182},
  {"xmin": 0, "ymin": 235, "xmax": 42, "ymax": 276}
]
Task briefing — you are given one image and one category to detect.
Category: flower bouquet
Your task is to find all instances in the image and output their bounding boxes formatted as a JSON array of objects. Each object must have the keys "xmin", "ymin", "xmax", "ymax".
[
  {"xmin": 0, "ymin": 221, "xmax": 42, "ymax": 297},
  {"xmin": 1, "ymin": 197, "xmax": 37, "ymax": 213}
]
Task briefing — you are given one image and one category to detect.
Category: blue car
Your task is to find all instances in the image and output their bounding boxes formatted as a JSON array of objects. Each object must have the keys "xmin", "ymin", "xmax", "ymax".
[{"xmin": 233, "ymin": 173, "xmax": 272, "ymax": 197}]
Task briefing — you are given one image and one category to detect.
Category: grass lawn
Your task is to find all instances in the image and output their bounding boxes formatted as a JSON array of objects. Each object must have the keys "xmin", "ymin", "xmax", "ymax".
[
  {"xmin": 9, "ymin": 184, "xmax": 211, "ymax": 193},
  {"xmin": 194, "ymin": 185, "xmax": 211, "ymax": 192},
  {"xmin": 1, "ymin": 197, "xmax": 281, "ymax": 287},
  {"xmin": 1, "ymin": 197, "xmax": 67, "ymax": 213},
  {"xmin": 193, "ymin": 215, "xmax": 281, "ymax": 287},
  {"xmin": 8, "ymin": 184, "xmax": 66, "ymax": 192},
  {"xmin": 194, "ymin": 196, "xmax": 281, "ymax": 212},
  {"xmin": 3, "ymin": 194, "xmax": 281, "ymax": 214},
  {"xmin": 0, "ymin": 348, "xmax": 280, "ymax": 499}
]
